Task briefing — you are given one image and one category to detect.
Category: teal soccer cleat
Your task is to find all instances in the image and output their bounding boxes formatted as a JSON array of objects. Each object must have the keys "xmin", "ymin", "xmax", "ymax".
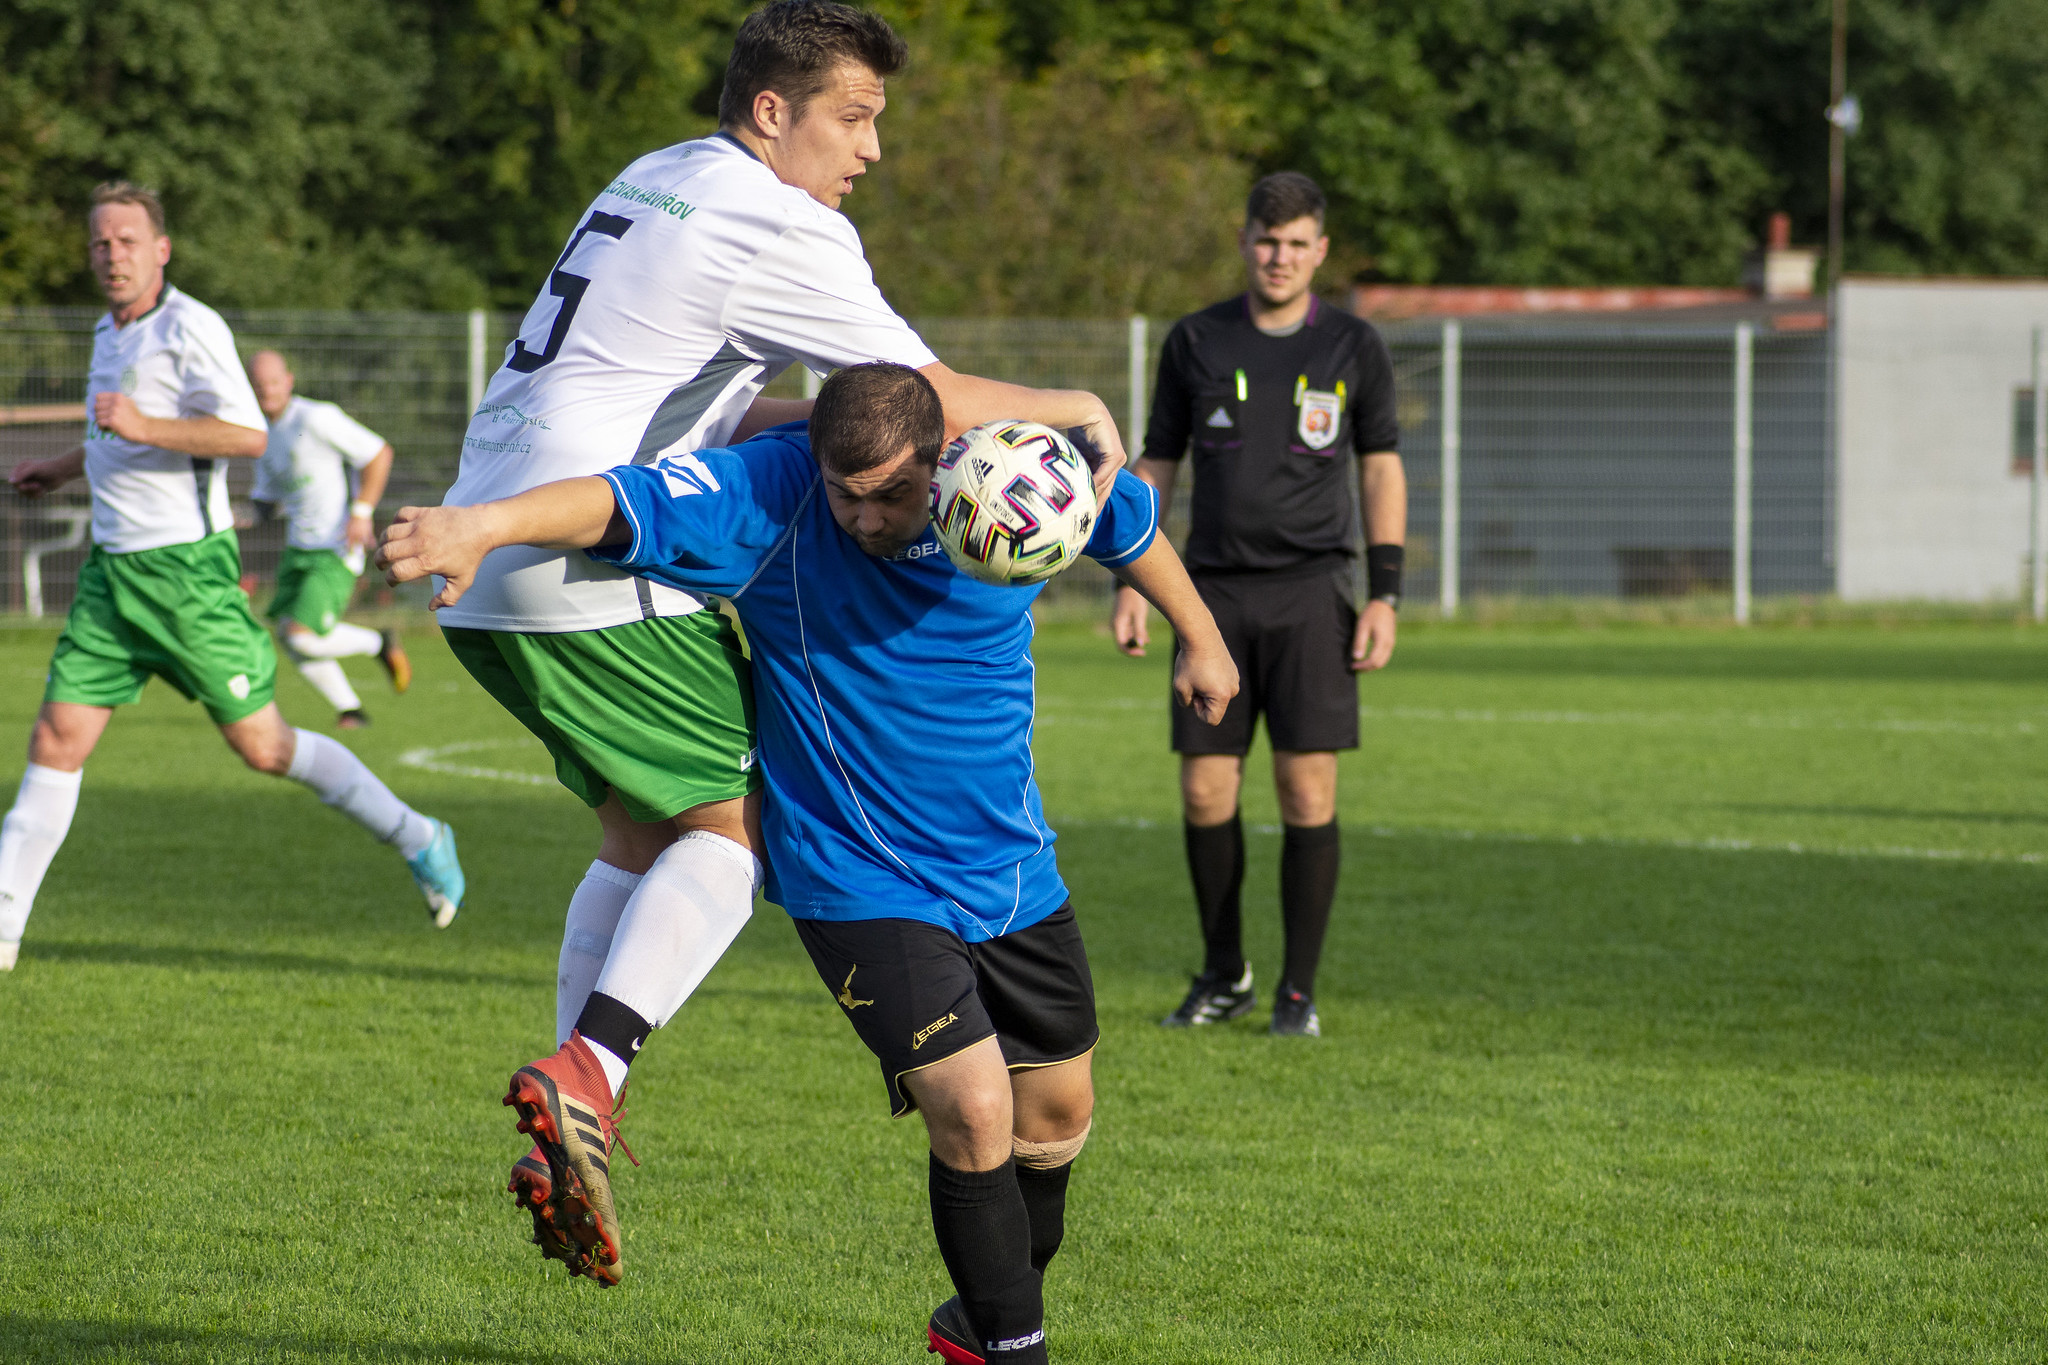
[{"xmin": 407, "ymin": 819, "xmax": 465, "ymax": 928}]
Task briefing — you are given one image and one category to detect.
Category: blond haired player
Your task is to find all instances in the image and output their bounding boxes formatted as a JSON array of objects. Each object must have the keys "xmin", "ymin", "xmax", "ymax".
[{"xmin": 0, "ymin": 182, "xmax": 465, "ymax": 971}]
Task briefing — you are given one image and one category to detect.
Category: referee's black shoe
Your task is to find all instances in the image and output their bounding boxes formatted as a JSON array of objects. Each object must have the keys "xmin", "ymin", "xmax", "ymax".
[
  {"xmin": 1270, "ymin": 985, "xmax": 1322, "ymax": 1037},
  {"xmin": 1161, "ymin": 964, "xmax": 1256, "ymax": 1027}
]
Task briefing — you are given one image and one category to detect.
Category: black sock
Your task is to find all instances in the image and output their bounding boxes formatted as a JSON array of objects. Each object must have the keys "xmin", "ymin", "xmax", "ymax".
[
  {"xmin": 1280, "ymin": 820, "xmax": 1341, "ymax": 997},
  {"xmin": 1185, "ymin": 814, "xmax": 1245, "ymax": 980},
  {"xmin": 574, "ymin": 991, "xmax": 653, "ymax": 1070},
  {"xmin": 1014, "ymin": 1160, "xmax": 1073, "ymax": 1274},
  {"xmin": 928, "ymin": 1155, "xmax": 1046, "ymax": 1362}
]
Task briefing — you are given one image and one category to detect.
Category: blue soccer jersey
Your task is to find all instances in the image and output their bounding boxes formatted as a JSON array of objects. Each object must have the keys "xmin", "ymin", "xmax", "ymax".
[{"xmin": 592, "ymin": 426, "xmax": 1157, "ymax": 941}]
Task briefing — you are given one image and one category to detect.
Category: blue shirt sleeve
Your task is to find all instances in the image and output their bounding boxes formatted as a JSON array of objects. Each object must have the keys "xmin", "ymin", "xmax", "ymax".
[
  {"xmin": 588, "ymin": 430, "xmax": 812, "ymax": 597},
  {"xmin": 1083, "ymin": 468, "xmax": 1159, "ymax": 569}
]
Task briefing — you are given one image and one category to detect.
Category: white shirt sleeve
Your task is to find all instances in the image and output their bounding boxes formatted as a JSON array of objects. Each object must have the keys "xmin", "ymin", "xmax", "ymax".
[
  {"xmin": 721, "ymin": 216, "xmax": 938, "ymax": 376},
  {"xmin": 310, "ymin": 402, "xmax": 390, "ymax": 468},
  {"xmin": 176, "ymin": 313, "xmax": 268, "ymax": 432}
]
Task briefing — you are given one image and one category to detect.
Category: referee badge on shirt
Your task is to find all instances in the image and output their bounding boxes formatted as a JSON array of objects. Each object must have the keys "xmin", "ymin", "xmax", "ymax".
[{"xmin": 1297, "ymin": 388, "xmax": 1342, "ymax": 451}]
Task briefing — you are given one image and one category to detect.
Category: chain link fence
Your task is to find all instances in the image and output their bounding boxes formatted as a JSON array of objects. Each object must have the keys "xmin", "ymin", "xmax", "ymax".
[{"xmin": 0, "ymin": 307, "xmax": 1826, "ymax": 619}]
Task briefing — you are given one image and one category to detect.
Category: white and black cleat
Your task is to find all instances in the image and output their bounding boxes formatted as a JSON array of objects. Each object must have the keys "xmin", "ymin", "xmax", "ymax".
[
  {"xmin": 1161, "ymin": 964, "xmax": 1256, "ymax": 1027},
  {"xmin": 1270, "ymin": 985, "xmax": 1321, "ymax": 1037}
]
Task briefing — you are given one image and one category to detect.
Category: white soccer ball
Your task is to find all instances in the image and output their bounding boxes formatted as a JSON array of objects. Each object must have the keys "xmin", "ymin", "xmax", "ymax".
[{"xmin": 929, "ymin": 420, "xmax": 1099, "ymax": 586}]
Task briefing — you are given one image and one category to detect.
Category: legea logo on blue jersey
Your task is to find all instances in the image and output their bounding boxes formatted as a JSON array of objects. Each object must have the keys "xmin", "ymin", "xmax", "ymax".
[{"xmin": 657, "ymin": 453, "xmax": 722, "ymax": 499}]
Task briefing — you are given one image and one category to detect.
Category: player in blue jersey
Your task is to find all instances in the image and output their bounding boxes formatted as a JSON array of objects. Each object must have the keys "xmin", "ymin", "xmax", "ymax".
[{"xmin": 381, "ymin": 363, "xmax": 1236, "ymax": 1364}]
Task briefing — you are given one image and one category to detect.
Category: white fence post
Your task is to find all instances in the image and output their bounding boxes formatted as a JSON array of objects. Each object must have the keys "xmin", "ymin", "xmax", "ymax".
[
  {"xmin": 466, "ymin": 309, "xmax": 488, "ymax": 418},
  {"xmin": 1733, "ymin": 323, "xmax": 1755, "ymax": 625},
  {"xmin": 802, "ymin": 367, "xmax": 822, "ymax": 399},
  {"xmin": 1127, "ymin": 315, "xmax": 1149, "ymax": 454},
  {"xmin": 1440, "ymin": 320, "xmax": 1462, "ymax": 617},
  {"xmin": 2033, "ymin": 324, "xmax": 2046, "ymax": 623}
]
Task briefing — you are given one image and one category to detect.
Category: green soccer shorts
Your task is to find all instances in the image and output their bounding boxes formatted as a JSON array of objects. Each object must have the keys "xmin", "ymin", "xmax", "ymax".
[
  {"xmin": 45, "ymin": 530, "xmax": 278, "ymax": 725},
  {"xmin": 266, "ymin": 545, "xmax": 361, "ymax": 635},
  {"xmin": 444, "ymin": 611, "xmax": 761, "ymax": 822}
]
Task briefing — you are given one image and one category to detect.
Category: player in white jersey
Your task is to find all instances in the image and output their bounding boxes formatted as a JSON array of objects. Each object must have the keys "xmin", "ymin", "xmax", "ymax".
[
  {"xmin": 420, "ymin": 0, "xmax": 1130, "ymax": 1286},
  {"xmin": 0, "ymin": 182, "xmax": 466, "ymax": 972},
  {"xmin": 246, "ymin": 350, "xmax": 413, "ymax": 728}
]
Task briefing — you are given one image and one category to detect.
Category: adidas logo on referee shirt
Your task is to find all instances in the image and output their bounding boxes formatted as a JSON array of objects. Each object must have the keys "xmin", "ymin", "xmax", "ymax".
[{"xmin": 1206, "ymin": 407, "xmax": 1233, "ymax": 428}]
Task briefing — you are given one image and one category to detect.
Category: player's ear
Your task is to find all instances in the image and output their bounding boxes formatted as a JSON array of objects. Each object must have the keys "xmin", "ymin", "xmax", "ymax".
[{"xmin": 157, "ymin": 234, "xmax": 172, "ymax": 266}]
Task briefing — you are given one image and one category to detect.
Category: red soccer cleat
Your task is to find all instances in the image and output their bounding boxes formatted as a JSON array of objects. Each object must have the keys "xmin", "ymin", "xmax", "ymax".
[{"xmin": 503, "ymin": 1032, "xmax": 636, "ymax": 1286}]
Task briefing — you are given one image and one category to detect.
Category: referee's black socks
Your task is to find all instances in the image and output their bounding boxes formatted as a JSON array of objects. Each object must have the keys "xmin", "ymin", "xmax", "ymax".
[
  {"xmin": 1184, "ymin": 814, "xmax": 1246, "ymax": 980},
  {"xmin": 1280, "ymin": 820, "xmax": 1341, "ymax": 997},
  {"xmin": 929, "ymin": 1154, "xmax": 1047, "ymax": 1362}
]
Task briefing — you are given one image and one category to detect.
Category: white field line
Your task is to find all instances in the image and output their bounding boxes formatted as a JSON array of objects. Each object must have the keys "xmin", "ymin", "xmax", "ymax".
[
  {"xmin": 398, "ymin": 738, "xmax": 556, "ymax": 787},
  {"xmin": 1041, "ymin": 697, "xmax": 2044, "ymax": 737},
  {"xmin": 401, "ymin": 738, "xmax": 2046, "ymax": 867},
  {"xmin": 1061, "ymin": 818, "xmax": 2047, "ymax": 868}
]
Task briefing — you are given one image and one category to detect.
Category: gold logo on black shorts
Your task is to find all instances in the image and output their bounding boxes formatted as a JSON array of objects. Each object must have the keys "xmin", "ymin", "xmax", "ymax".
[
  {"xmin": 912, "ymin": 1012, "xmax": 959, "ymax": 1051},
  {"xmin": 837, "ymin": 966, "xmax": 873, "ymax": 1011}
]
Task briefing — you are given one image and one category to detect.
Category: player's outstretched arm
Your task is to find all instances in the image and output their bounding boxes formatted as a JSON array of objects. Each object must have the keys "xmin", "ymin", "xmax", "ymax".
[
  {"xmin": 378, "ymin": 477, "xmax": 626, "ymax": 610},
  {"xmin": 9, "ymin": 446, "xmax": 87, "ymax": 498},
  {"xmin": 919, "ymin": 363, "xmax": 1127, "ymax": 501},
  {"xmin": 1111, "ymin": 536, "xmax": 1238, "ymax": 726},
  {"xmin": 1110, "ymin": 458, "xmax": 1181, "ymax": 657}
]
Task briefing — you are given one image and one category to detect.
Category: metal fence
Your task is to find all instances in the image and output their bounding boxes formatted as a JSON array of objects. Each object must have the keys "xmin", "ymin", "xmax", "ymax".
[{"xmin": 0, "ymin": 307, "xmax": 1827, "ymax": 618}]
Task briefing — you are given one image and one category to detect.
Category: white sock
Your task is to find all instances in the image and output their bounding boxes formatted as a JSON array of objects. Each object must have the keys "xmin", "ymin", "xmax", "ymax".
[
  {"xmin": 589, "ymin": 1039, "xmax": 632, "ymax": 1097},
  {"xmin": 285, "ymin": 622, "xmax": 383, "ymax": 660},
  {"xmin": 295, "ymin": 659, "xmax": 363, "ymax": 713},
  {"xmin": 558, "ymin": 861, "xmax": 642, "ymax": 1046},
  {"xmin": 285, "ymin": 729, "xmax": 436, "ymax": 858},
  {"xmin": 0, "ymin": 764, "xmax": 83, "ymax": 943},
  {"xmin": 591, "ymin": 832, "xmax": 762, "ymax": 1029}
]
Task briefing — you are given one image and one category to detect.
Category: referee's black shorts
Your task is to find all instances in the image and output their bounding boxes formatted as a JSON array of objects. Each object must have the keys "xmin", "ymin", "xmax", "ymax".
[
  {"xmin": 1171, "ymin": 566, "xmax": 1360, "ymax": 756},
  {"xmin": 793, "ymin": 904, "xmax": 1099, "ymax": 1118}
]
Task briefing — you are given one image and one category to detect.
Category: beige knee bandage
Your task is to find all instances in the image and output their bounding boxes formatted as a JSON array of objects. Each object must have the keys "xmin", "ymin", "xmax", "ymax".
[{"xmin": 1013, "ymin": 1120, "xmax": 1091, "ymax": 1170}]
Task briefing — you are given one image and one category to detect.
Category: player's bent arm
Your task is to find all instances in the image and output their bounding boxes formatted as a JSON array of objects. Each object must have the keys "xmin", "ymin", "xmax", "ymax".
[
  {"xmin": 1110, "ymin": 536, "xmax": 1238, "ymax": 726},
  {"xmin": 733, "ymin": 397, "xmax": 813, "ymax": 442},
  {"xmin": 379, "ymin": 477, "xmax": 626, "ymax": 610},
  {"xmin": 8, "ymin": 446, "xmax": 87, "ymax": 498},
  {"xmin": 918, "ymin": 362, "xmax": 1126, "ymax": 497},
  {"xmin": 1110, "ymin": 458, "xmax": 1180, "ymax": 655},
  {"xmin": 92, "ymin": 393, "xmax": 266, "ymax": 458}
]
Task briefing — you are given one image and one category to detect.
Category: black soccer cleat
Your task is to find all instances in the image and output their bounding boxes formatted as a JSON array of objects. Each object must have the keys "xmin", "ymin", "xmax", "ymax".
[
  {"xmin": 927, "ymin": 1296, "xmax": 984, "ymax": 1364},
  {"xmin": 1161, "ymin": 964, "xmax": 1255, "ymax": 1027},
  {"xmin": 1270, "ymin": 985, "xmax": 1321, "ymax": 1037},
  {"xmin": 337, "ymin": 708, "xmax": 371, "ymax": 730}
]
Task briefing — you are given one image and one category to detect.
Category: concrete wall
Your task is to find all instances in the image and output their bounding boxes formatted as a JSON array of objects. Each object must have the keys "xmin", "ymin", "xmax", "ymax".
[{"xmin": 1836, "ymin": 279, "xmax": 2048, "ymax": 601}]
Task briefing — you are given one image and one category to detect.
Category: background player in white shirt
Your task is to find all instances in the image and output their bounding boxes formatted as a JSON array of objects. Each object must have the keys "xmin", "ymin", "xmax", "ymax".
[
  {"xmin": 247, "ymin": 350, "xmax": 412, "ymax": 728},
  {"xmin": 0, "ymin": 182, "xmax": 466, "ymax": 971},
  {"xmin": 427, "ymin": 0, "xmax": 1132, "ymax": 1284}
]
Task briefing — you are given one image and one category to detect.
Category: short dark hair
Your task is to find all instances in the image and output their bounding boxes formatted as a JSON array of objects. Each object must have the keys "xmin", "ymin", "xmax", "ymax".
[
  {"xmin": 810, "ymin": 363, "xmax": 944, "ymax": 476},
  {"xmin": 1246, "ymin": 172, "xmax": 1325, "ymax": 230},
  {"xmin": 90, "ymin": 180, "xmax": 166, "ymax": 236},
  {"xmin": 717, "ymin": 1, "xmax": 907, "ymax": 130}
]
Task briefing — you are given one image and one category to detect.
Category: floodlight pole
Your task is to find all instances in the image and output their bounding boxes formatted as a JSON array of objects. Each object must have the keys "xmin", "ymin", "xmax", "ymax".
[
  {"xmin": 2032, "ymin": 324, "xmax": 2046, "ymax": 623},
  {"xmin": 1127, "ymin": 315, "xmax": 1149, "ymax": 454},
  {"xmin": 1440, "ymin": 320, "xmax": 1462, "ymax": 617},
  {"xmin": 467, "ymin": 308, "xmax": 488, "ymax": 418},
  {"xmin": 1827, "ymin": 0, "xmax": 1848, "ymax": 291},
  {"xmin": 1733, "ymin": 323, "xmax": 1755, "ymax": 625}
]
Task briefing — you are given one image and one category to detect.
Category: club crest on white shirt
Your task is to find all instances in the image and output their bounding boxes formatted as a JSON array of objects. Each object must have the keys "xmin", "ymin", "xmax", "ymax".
[{"xmin": 1297, "ymin": 389, "xmax": 1342, "ymax": 450}]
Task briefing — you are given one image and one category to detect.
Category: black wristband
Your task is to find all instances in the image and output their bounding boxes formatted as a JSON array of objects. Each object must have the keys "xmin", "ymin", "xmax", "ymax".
[{"xmin": 1366, "ymin": 543, "xmax": 1404, "ymax": 602}]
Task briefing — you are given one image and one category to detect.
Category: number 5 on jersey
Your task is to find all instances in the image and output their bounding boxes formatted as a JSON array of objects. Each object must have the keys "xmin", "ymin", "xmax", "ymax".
[{"xmin": 508, "ymin": 211, "xmax": 635, "ymax": 374}]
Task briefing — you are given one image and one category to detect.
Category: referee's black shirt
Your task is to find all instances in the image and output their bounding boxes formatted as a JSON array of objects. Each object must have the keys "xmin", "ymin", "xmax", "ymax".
[{"xmin": 1144, "ymin": 294, "xmax": 1399, "ymax": 575}]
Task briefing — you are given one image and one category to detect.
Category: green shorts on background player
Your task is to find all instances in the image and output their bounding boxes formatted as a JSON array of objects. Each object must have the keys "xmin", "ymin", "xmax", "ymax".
[
  {"xmin": 248, "ymin": 349, "xmax": 411, "ymax": 729},
  {"xmin": 0, "ymin": 181, "xmax": 464, "ymax": 973}
]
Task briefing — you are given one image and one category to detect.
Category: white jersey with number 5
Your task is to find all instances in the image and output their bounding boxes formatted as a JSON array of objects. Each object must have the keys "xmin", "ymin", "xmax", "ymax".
[{"xmin": 439, "ymin": 133, "xmax": 938, "ymax": 632}]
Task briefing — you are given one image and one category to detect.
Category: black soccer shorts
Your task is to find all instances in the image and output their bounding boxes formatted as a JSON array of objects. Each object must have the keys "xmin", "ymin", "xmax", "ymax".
[
  {"xmin": 1171, "ymin": 566, "xmax": 1361, "ymax": 756},
  {"xmin": 794, "ymin": 904, "xmax": 1099, "ymax": 1118}
]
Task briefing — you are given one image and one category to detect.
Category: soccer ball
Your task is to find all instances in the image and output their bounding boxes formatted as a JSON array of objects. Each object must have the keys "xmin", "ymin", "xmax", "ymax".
[{"xmin": 929, "ymin": 420, "xmax": 1099, "ymax": 586}]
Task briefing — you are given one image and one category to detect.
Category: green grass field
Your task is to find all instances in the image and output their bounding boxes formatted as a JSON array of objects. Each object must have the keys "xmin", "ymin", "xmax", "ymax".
[{"xmin": 2, "ymin": 618, "xmax": 2044, "ymax": 1362}]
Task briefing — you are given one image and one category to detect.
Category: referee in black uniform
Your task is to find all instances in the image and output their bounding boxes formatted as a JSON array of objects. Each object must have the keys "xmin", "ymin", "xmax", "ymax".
[{"xmin": 1112, "ymin": 172, "xmax": 1405, "ymax": 1037}]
